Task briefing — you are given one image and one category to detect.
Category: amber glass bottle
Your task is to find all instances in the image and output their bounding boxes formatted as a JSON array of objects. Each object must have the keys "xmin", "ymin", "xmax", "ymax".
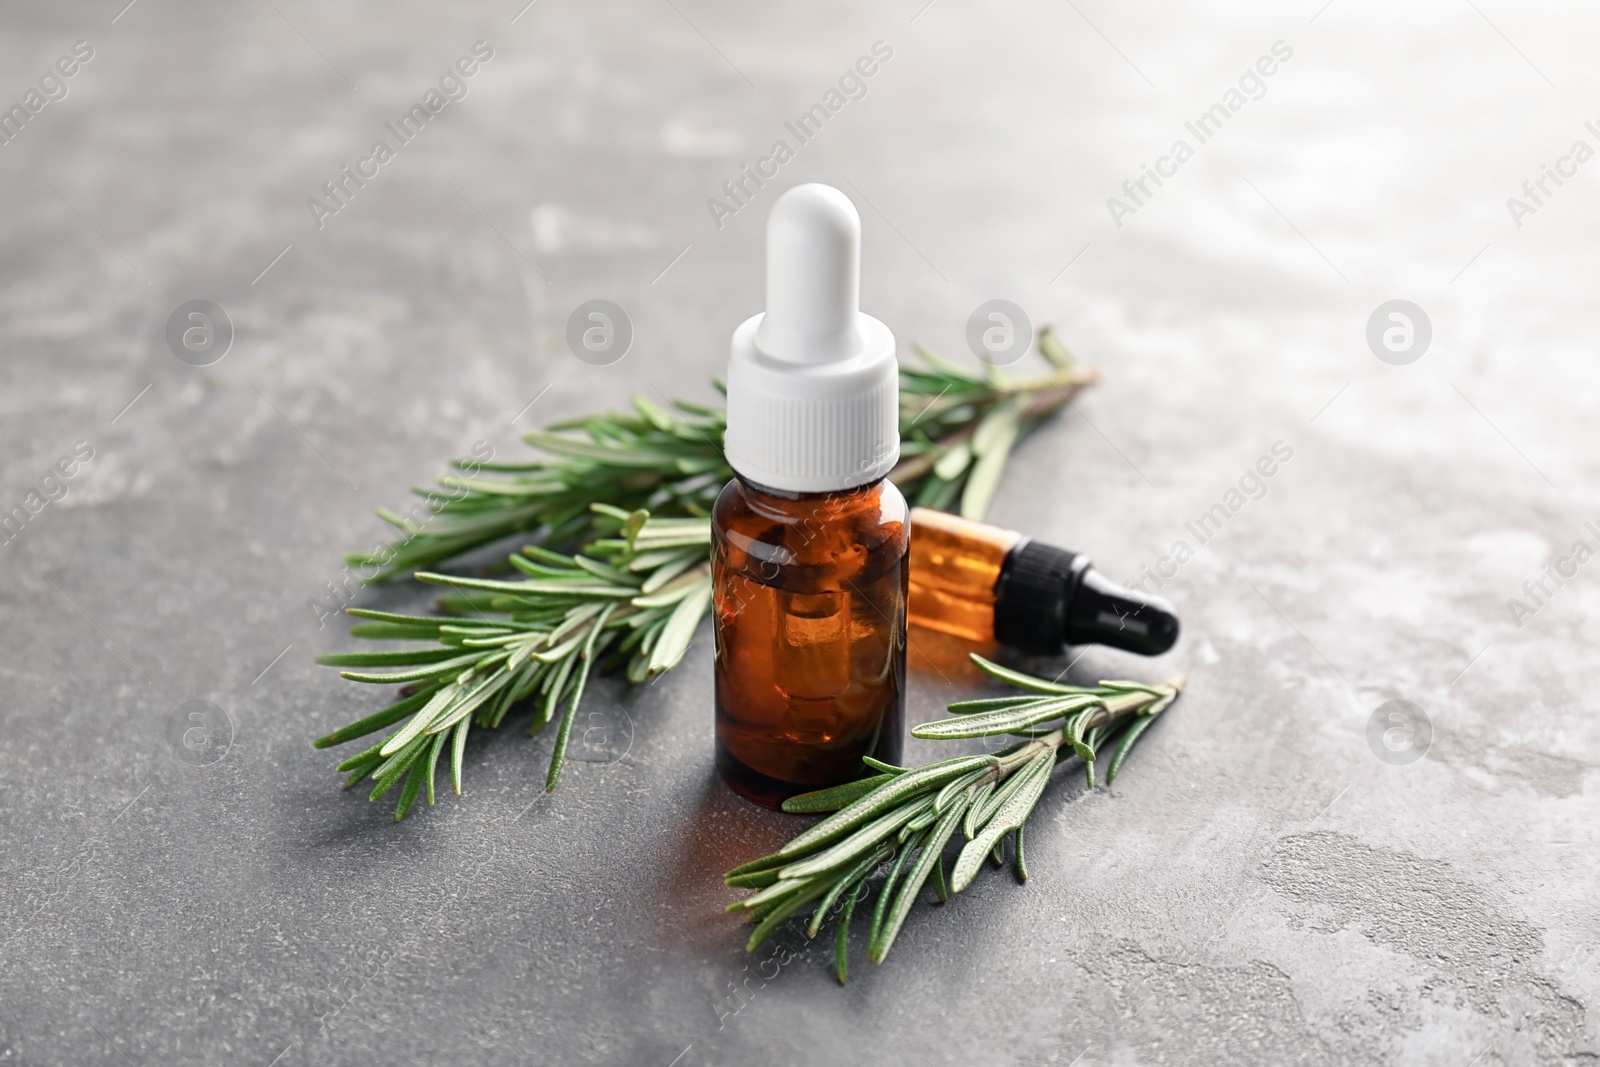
[
  {"xmin": 907, "ymin": 507, "xmax": 1180, "ymax": 656},
  {"xmin": 712, "ymin": 477, "xmax": 908, "ymax": 808},
  {"xmin": 714, "ymin": 183, "xmax": 905, "ymax": 810}
]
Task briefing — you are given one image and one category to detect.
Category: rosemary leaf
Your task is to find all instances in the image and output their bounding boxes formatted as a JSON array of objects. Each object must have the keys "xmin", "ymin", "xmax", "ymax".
[
  {"xmin": 872, "ymin": 799, "xmax": 967, "ymax": 964},
  {"xmin": 425, "ymin": 730, "xmax": 447, "ymax": 807},
  {"xmin": 545, "ymin": 603, "xmax": 615, "ymax": 793},
  {"xmin": 836, "ymin": 886, "xmax": 860, "ymax": 985},
  {"xmin": 394, "ymin": 762, "xmax": 426, "ymax": 822},
  {"xmin": 314, "ymin": 683, "xmax": 441, "ymax": 749},
  {"xmin": 911, "ymin": 693, "xmax": 1101, "ymax": 739},
  {"xmin": 777, "ymin": 756, "xmax": 991, "ymax": 859},
  {"xmin": 867, "ymin": 836, "xmax": 921, "ymax": 959},
  {"xmin": 450, "ymin": 717, "xmax": 469, "ymax": 796},
  {"xmin": 782, "ymin": 774, "xmax": 898, "ymax": 814},
  {"xmin": 808, "ymin": 846, "xmax": 892, "ymax": 938},
  {"xmin": 1106, "ymin": 714, "xmax": 1160, "ymax": 783},
  {"xmin": 951, "ymin": 750, "xmax": 1053, "ymax": 892}
]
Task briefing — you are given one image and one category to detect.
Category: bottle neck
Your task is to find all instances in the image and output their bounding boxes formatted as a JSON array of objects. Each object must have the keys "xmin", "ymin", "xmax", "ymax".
[{"xmin": 732, "ymin": 471, "xmax": 886, "ymax": 518}]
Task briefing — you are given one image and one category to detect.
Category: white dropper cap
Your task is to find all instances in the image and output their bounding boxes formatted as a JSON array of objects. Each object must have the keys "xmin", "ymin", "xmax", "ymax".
[{"xmin": 724, "ymin": 184, "xmax": 899, "ymax": 493}]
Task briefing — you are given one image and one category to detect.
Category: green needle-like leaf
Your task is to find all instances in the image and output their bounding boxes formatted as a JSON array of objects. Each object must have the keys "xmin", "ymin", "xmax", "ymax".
[
  {"xmin": 314, "ymin": 684, "xmax": 441, "ymax": 749},
  {"xmin": 424, "ymin": 730, "xmax": 447, "ymax": 807},
  {"xmin": 544, "ymin": 603, "xmax": 614, "ymax": 792},
  {"xmin": 872, "ymin": 799, "xmax": 967, "ymax": 964},
  {"xmin": 723, "ymin": 852, "xmax": 793, "ymax": 883},
  {"xmin": 644, "ymin": 577, "xmax": 712, "ymax": 676},
  {"xmin": 808, "ymin": 846, "xmax": 892, "ymax": 938},
  {"xmin": 912, "ymin": 693, "xmax": 1101, "ymax": 739},
  {"xmin": 968, "ymin": 750, "xmax": 1049, "ymax": 834},
  {"xmin": 968, "ymin": 654, "xmax": 1096, "ymax": 695},
  {"xmin": 952, "ymin": 751, "xmax": 1053, "ymax": 892},
  {"xmin": 778, "ymin": 756, "xmax": 991, "ymax": 859},
  {"xmin": 868, "ymin": 835, "xmax": 920, "ymax": 959},
  {"xmin": 782, "ymin": 774, "xmax": 898, "ymax": 814},
  {"xmin": 945, "ymin": 695, "xmax": 1045, "ymax": 714},
  {"xmin": 777, "ymin": 801, "xmax": 932, "ymax": 883},
  {"xmin": 836, "ymin": 885, "xmax": 861, "ymax": 985},
  {"xmin": 394, "ymin": 762, "xmax": 425, "ymax": 822},
  {"xmin": 1107, "ymin": 714, "xmax": 1161, "ymax": 783},
  {"xmin": 450, "ymin": 717, "xmax": 470, "ymax": 796},
  {"xmin": 745, "ymin": 878, "xmax": 831, "ymax": 953},
  {"xmin": 337, "ymin": 652, "xmax": 484, "ymax": 685},
  {"xmin": 964, "ymin": 782, "xmax": 996, "ymax": 839},
  {"xmin": 315, "ymin": 647, "xmax": 469, "ymax": 668}
]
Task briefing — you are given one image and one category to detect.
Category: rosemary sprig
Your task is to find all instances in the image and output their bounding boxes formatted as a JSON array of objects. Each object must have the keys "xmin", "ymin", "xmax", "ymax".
[
  {"xmin": 350, "ymin": 397, "xmax": 727, "ymax": 582},
  {"xmin": 349, "ymin": 329, "xmax": 1095, "ymax": 580},
  {"xmin": 723, "ymin": 655, "xmax": 1184, "ymax": 982},
  {"xmin": 315, "ymin": 505, "xmax": 712, "ymax": 816}
]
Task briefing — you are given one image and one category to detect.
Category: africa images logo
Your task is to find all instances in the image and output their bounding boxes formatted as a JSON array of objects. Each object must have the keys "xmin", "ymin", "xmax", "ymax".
[
  {"xmin": 1106, "ymin": 40, "xmax": 1294, "ymax": 228},
  {"xmin": 306, "ymin": 41, "xmax": 495, "ymax": 230},
  {"xmin": 0, "ymin": 40, "xmax": 95, "ymax": 147},
  {"xmin": 705, "ymin": 41, "xmax": 894, "ymax": 229}
]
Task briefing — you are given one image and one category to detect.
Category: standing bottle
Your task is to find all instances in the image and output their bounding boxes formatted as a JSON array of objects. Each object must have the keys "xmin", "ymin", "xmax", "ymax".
[
  {"xmin": 713, "ymin": 184, "xmax": 907, "ymax": 811},
  {"xmin": 907, "ymin": 507, "xmax": 1180, "ymax": 656}
]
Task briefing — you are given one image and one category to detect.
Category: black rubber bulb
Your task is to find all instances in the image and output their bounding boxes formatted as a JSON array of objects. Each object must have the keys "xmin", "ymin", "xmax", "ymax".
[{"xmin": 993, "ymin": 541, "xmax": 1180, "ymax": 657}]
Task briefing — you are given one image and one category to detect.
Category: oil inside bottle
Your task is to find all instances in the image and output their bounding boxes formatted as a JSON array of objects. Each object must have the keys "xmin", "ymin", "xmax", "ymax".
[
  {"xmin": 905, "ymin": 505, "xmax": 1022, "ymax": 643},
  {"xmin": 713, "ymin": 478, "xmax": 907, "ymax": 809}
]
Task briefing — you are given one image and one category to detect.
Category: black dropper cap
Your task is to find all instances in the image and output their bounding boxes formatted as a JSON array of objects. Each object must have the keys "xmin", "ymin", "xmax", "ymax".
[{"xmin": 993, "ymin": 540, "xmax": 1179, "ymax": 657}]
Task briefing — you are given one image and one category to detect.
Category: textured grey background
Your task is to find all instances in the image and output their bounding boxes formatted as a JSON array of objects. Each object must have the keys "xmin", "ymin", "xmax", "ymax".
[{"xmin": 1, "ymin": 1, "xmax": 1597, "ymax": 1064}]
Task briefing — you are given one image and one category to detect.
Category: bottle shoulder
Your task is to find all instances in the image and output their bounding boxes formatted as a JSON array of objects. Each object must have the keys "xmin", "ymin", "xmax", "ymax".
[{"xmin": 713, "ymin": 476, "xmax": 907, "ymax": 561}]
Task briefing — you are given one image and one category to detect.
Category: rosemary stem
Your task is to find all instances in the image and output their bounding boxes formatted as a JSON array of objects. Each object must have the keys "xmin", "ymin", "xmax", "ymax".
[{"xmin": 997, "ymin": 365, "xmax": 1102, "ymax": 398}]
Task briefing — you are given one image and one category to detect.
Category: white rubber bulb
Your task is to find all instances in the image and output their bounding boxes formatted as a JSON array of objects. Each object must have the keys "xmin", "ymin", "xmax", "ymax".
[{"xmin": 755, "ymin": 184, "xmax": 862, "ymax": 365}]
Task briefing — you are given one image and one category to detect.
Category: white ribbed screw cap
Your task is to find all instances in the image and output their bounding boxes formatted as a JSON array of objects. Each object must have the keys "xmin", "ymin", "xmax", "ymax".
[{"xmin": 724, "ymin": 184, "xmax": 898, "ymax": 493}]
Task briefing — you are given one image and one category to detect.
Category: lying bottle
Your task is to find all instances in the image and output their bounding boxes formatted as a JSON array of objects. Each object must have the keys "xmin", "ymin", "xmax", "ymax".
[{"xmin": 907, "ymin": 506, "xmax": 1179, "ymax": 656}]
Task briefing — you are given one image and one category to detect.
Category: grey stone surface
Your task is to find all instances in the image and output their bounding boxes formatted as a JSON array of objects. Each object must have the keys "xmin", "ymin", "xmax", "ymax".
[{"xmin": 1, "ymin": 1, "xmax": 1596, "ymax": 1064}]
